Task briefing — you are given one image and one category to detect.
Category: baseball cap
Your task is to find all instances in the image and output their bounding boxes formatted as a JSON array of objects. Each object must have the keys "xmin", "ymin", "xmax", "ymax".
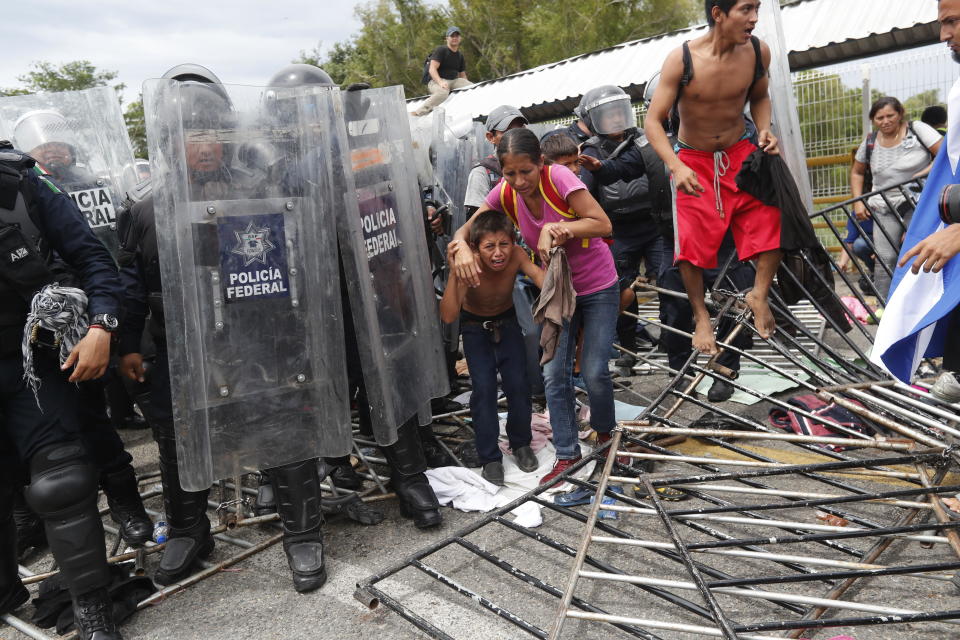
[
  {"xmin": 446, "ymin": 27, "xmax": 461, "ymax": 37},
  {"xmin": 485, "ymin": 105, "xmax": 528, "ymax": 132}
]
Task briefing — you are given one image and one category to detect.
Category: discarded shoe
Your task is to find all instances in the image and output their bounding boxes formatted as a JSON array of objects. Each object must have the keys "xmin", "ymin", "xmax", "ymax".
[
  {"xmin": 553, "ymin": 487, "xmax": 593, "ymax": 507},
  {"xmin": 634, "ymin": 485, "xmax": 690, "ymax": 501}
]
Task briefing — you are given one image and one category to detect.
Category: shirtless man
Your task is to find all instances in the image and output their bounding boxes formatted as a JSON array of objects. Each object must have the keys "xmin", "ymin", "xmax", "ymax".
[{"xmin": 645, "ymin": 0, "xmax": 781, "ymax": 354}]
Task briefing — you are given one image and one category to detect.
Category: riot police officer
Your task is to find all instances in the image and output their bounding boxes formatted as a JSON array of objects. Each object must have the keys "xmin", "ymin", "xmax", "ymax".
[
  {"xmin": 0, "ymin": 143, "xmax": 124, "ymax": 638},
  {"xmin": 579, "ymin": 85, "xmax": 667, "ymax": 369},
  {"xmin": 116, "ymin": 65, "xmax": 230, "ymax": 586},
  {"xmin": 7, "ymin": 105, "xmax": 152, "ymax": 553}
]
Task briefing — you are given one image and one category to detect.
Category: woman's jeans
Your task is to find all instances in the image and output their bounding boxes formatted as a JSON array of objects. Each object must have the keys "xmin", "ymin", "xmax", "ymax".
[{"xmin": 543, "ymin": 282, "xmax": 619, "ymax": 459}]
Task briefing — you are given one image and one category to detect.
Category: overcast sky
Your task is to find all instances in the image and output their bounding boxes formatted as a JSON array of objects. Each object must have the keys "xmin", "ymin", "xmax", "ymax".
[{"xmin": 5, "ymin": 0, "xmax": 366, "ymax": 103}]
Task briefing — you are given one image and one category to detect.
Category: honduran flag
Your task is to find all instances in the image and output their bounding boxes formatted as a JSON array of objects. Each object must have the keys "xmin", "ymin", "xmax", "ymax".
[{"xmin": 871, "ymin": 78, "xmax": 960, "ymax": 382}]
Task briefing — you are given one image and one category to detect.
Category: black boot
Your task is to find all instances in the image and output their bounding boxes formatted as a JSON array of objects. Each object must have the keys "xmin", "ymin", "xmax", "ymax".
[
  {"xmin": 100, "ymin": 466, "xmax": 152, "ymax": 546},
  {"xmin": 382, "ymin": 421, "xmax": 442, "ymax": 529},
  {"xmin": 254, "ymin": 471, "xmax": 276, "ymax": 517},
  {"xmin": 153, "ymin": 431, "xmax": 213, "ymax": 586},
  {"xmin": 24, "ymin": 444, "xmax": 119, "ymax": 638},
  {"xmin": 269, "ymin": 459, "xmax": 326, "ymax": 593},
  {"xmin": 13, "ymin": 487, "xmax": 46, "ymax": 558},
  {"xmin": 0, "ymin": 484, "xmax": 29, "ymax": 616},
  {"xmin": 323, "ymin": 456, "xmax": 364, "ymax": 491},
  {"xmin": 418, "ymin": 424, "xmax": 453, "ymax": 468},
  {"xmin": 72, "ymin": 587, "xmax": 123, "ymax": 640}
]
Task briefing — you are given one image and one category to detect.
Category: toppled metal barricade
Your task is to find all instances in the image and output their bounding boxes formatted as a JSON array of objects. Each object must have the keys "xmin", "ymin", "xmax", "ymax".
[{"xmin": 356, "ymin": 177, "xmax": 960, "ymax": 639}]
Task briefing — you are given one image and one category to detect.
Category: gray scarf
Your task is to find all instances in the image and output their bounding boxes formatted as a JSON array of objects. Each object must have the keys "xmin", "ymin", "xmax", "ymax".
[{"xmin": 22, "ymin": 284, "xmax": 89, "ymax": 401}]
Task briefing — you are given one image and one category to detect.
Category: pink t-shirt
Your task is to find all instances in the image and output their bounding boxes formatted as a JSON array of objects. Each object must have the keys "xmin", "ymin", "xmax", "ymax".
[{"xmin": 485, "ymin": 164, "xmax": 617, "ymax": 296}]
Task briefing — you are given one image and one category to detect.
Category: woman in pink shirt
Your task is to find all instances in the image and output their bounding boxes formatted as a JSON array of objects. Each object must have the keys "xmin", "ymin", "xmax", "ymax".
[{"xmin": 450, "ymin": 128, "xmax": 618, "ymax": 484}]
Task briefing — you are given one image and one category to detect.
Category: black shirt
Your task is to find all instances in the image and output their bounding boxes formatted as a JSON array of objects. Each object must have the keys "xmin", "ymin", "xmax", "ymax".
[{"xmin": 429, "ymin": 46, "xmax": 466, "ymax": 81}]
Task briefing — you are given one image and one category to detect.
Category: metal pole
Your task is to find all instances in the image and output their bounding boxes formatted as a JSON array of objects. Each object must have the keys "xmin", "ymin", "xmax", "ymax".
[
  {"xmin": 641, "ymin": 477, "xmax": 741, "ymax": 639},
  {"xmin": 547, "ymin": 431, "xmax": 623, "ymax": 640}
]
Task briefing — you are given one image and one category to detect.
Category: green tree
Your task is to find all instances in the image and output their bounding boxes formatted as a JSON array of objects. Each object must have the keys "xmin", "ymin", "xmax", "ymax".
[
  {"xmin": 903, "ymin": 89, "xmax": 941, "ymax": 122},
  {"xmin": 2, "ymin": 60, "xmax": 124, "ymax": 95},
  {"xmin": 310, "ymin": 0, "xmax": 700, "ymax": 95},
  {"xmin": 124, "ymin": 97, "xmax": 148, "ymax": 159},
  {"xmin": 523, "ymin": 0, "xmax": 699, "ymax": 70}
]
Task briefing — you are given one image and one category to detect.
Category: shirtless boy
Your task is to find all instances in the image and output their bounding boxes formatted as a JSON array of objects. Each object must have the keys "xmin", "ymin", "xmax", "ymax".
[
  {"xmin": 440, "ymin": 211, "xmax": 544, "ymax": 485},
  {"xmin": 645, "ymin": 0, "xmax": 782, "ymax": 354}
]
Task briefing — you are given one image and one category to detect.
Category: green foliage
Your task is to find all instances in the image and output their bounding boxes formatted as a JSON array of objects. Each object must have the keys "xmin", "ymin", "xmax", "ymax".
[
  {"xmin": 124, "ymin": 98, "xmax": 148, "ymax": 160},
  {"xmin": 4, "ymin": 60, "xmax": 124, "ymax": 95},
  {"xmin": 903, "ymin": 89, "xmax": 941, "ymax": 122},
  {"xmin": 523, "ymin": 0, "xmax": 699, "ymax": 70},
  {"xmin": 306, "ymin": 0, "xmax": 700, "ymax": 96}
]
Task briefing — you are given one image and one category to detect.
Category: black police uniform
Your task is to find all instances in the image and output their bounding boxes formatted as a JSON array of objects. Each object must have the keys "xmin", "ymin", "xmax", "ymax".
[
  {"xmin": 580, "ymin": 132, "xmax": 668, "ymax": 357},
  {"xmin": 116, "ymin": 194, "xmax": 215, "ymax": 586},
  {"xmin": 0, "ymin": 147, "xmax": 123, "ymax": 639},
  {"xmin": 34, "ymin": 162, "xmax": 151, "ymax": 548}
]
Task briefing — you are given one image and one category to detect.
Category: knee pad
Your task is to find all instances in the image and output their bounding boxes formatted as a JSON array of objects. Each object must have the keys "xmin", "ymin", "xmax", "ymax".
[{"xmin": 24, "ymin": 442, "xmax": 97, "ymax": 519}]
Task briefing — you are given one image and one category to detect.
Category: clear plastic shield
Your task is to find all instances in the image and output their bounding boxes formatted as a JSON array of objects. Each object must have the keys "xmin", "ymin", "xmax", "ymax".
[
  {"xmin": 0, "ymin": 87, "xmax": 138, "ymax": 259},
  {"xmin": 434, "ymin": 133, "xmax": 475, "ymax": 234},
  {"xmin": 339, "ymin": 85, "xmax": 448, "ymax": 445},
  {"xmin": 142, "ymin": 79, "xmax": 351, "ymax": 490}
]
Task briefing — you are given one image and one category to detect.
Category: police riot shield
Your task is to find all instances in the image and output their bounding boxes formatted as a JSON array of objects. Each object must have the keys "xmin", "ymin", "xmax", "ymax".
[
  {"xmin": 433, "ymin": 131, "xmax": 475, "ymax": 234},
  {"xmin": 142, "ymin": 79, "xmax": 351, "ymax": 490},
  {"xmin": 0, "ymin": 87, "xmax": 137, "ymax": 258},
  {"xmin": 339, "ymin": 85, "xmax": 448, "ymax": 445}
]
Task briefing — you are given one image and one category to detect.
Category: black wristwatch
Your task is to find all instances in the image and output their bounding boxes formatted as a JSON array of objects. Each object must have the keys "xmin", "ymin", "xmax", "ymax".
[{"xmin": 90, "ymin": 313, "xmax": 119, "ymax": 332}]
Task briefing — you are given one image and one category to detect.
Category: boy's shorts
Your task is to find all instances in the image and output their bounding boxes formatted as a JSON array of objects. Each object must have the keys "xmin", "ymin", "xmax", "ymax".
[{"xmin": 673, "ymin": 138, "xmax": 781, "ymax": 269}]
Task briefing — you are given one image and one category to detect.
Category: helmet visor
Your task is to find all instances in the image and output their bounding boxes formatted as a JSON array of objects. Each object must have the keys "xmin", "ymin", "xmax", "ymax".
[{"xmin": 588, "ymin": 96, "xmax": 634, "ymax": 135}]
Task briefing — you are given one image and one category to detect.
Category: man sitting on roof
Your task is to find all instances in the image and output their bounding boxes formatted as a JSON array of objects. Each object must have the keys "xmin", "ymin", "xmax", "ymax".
[{"xmin": 412, "ymin": 27, "xmax": 474, "ymax": 117}]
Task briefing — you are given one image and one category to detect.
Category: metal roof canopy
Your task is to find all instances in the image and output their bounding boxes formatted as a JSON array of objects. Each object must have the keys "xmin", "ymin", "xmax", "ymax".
[{"xmin": 409, "ymin": 0, "xmax": 941, "ymax": 129}]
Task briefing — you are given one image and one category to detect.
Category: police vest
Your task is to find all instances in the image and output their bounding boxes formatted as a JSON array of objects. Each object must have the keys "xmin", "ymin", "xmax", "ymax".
[
  {"xmin": 582, "ymin": 133, "xmax": 650, "ymax": 224},
  {"xmin": 0, "ymin": 152, "xmax": 63, "ymax": 335},
  {"xmin": 639, "ymin": 136, "xmax": 677, "ymax": 242},
  {"xmin": 117, "ymin": 191, "xmax": 165, "ymax": 328}
]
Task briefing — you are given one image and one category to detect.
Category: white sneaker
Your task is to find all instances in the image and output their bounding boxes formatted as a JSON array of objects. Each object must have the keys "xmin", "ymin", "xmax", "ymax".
[{"xmin": 931, "ymin": 371, "xmax": 960, "ymax": 403}]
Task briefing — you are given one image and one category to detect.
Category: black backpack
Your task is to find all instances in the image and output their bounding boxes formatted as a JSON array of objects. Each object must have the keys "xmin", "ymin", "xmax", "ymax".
[
  {"xmin": 671, "ymin": 36, "xmax": 764, "ymax": 132},
  {"xmin": 421, "ymin": 54, "xmax": 432, "ymax": 85}
]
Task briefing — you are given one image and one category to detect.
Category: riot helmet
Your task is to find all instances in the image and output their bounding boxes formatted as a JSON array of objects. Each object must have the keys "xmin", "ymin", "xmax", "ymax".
[
  {"xmin": 267, "ymin": 64, "xmax": 334, "ymax": 89},
  {"xmin": 581, "ymin": 85, "xmax": 634, "ymax": 136},
  {"xmin": 162, "ymin": 63, "xmax": 224, "ymax": 85},
  {"xmin": 643, "ymin": 72, "xmax": 660, "ymax": 109},
  {"xmin": 573, "ymin": 93, "xmax": 589, "ymax": 121},
  {"xmin": 175, "ymin": 81, "xmax": 236, "ymax": 179},
  {"xmin": 13, "ymin": 109, "xmax": 80, "ymax": 170}
]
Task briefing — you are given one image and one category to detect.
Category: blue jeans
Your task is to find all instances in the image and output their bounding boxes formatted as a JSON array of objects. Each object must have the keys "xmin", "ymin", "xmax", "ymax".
[
  {"xmin": 461, "ymin": 314, "xmax": 532, "ymax": 465},
  {"xmin": 851, "ymin": 236, "xmax": 875, "ymax": 272},
  {"xmin": 543, "ymin": 282, "xmax": 619, "ymax": 459},
  {"xmin": 612, "ymin": 221, "xmax": 670, "ymax": 351}
]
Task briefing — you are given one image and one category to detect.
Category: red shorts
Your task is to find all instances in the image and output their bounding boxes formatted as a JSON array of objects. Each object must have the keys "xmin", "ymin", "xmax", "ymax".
[{"xmin": 673, "ymin": 138, "xmax": 781, "ymax": 269}]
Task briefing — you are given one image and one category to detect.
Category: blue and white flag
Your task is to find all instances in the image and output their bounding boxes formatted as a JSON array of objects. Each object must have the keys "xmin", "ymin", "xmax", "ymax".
[{"xmin": 872, "ymin": 78, "xmax": 960, "ymax": 381}]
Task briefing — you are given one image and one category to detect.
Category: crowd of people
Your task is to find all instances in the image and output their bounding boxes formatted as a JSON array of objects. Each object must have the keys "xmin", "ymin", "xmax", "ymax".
[{"xmin": 3, "ymin": 1, "xmax": 960, "ymax": 639}]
